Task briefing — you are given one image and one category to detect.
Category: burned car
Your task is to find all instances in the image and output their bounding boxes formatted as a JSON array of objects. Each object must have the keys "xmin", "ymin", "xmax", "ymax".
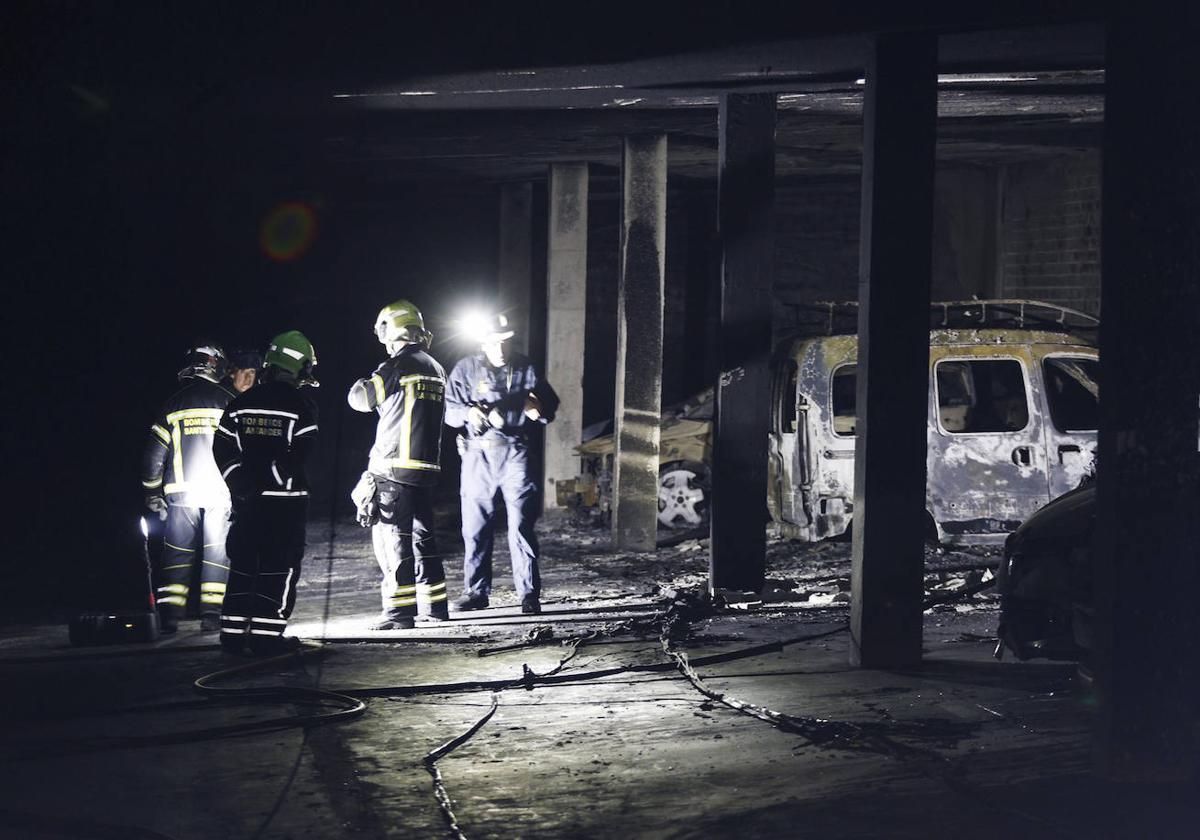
[
  {"xmin": 994, "ymin": 480, "xmax": 1095, "ymax": 662},
  {"xmin": 573, "ymin": 300, "xmax": 1100, "ymax": 543}
]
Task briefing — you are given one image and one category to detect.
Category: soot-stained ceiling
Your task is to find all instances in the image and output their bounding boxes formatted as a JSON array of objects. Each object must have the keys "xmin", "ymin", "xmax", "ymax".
[{"xmin": 160, "ymin": 22, "xmax": 1105, "ymax": 192}]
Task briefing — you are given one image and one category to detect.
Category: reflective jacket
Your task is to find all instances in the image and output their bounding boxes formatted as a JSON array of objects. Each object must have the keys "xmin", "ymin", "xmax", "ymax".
[
  {"xmin": 348, "ymin": 344, "xmax": 446, "ymax": 487},
  {"xmin": 213, "ymin": 380, "xmax": 319, "ymax": 499},
  {"xmin": 141, "ymin": 376, "xmax": 236, "ymax": 508},
  {"xmin": 445, "ymin": 352, "xmax": 559, "ymax": 443}
]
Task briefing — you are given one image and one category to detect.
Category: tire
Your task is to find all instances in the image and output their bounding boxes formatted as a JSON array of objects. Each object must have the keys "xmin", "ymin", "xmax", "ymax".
[{"xmin": 657, "ymin": 460, "xmax": 710, "ymax": 540}]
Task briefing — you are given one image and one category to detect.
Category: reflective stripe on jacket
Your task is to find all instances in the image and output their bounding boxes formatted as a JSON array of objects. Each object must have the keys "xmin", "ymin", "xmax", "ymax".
[
  {"xmin": 348, "ymin": 345, "xmax": 446, "ymax": 487},
  {"xmin": 141, "ymin": 377, "xmax": 236, "ymax": 508},
  {"xmin": 212, "ymin": 380, "xmax": 319, "ymax": 498}
]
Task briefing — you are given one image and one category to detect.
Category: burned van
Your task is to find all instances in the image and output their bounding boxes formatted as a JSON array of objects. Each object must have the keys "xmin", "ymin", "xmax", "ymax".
[{"xmin": 575, "ymin": 300, "xmax": 1099, "ymax": 544}]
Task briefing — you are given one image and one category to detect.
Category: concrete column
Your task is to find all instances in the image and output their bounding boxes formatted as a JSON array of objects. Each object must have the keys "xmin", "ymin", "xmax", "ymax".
[
  {"xmin": 711, "ymin": 94, "xmax": 776, "ymax": 594},
  {"xmin": 612, "ymin": 135, "xmax": 667, "ymax": 551},
  {"xmin": 544, "ymin": 163, "xmax": 589, "ymax": 509},
  {"xmin": 849, "ymin": 33, "xmax": 937, "ymax": 669},
  {"xmin": 1093, "ymin": 12, "xmax": 1200, "ymax": 780},
  {"xmin": 498, "ymin": 182, "xmax": 533, "ymax": 354}
]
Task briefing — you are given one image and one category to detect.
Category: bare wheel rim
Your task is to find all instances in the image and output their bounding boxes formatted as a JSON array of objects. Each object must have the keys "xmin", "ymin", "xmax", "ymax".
[{"xmin": 658, "ymin": 468, "xmax": 706, "ymax": 528}]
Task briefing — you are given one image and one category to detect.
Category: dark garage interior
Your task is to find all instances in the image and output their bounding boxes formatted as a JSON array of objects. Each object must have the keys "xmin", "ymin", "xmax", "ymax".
[{"xmin": 3, "ymin": 2, "xmax": 1199, "ymax": 837}]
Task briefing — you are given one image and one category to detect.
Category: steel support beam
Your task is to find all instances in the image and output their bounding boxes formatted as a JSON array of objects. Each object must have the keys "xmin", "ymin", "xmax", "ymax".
[
  {"xmin": 612, "ymin": 135, "xmax": 667, "ymax": 551},
  {"xmin": 544, "ymin": 163, "xmax": 590, "ymax": 509},
  {"xmin": 710, "ymin": 93, "xmax": 776, "ymax": 593},
  {"xmin": 850, "ymin": 33, "xmax": 937, "ymax": 669},
  {"xmin": 498, "ymin": 182, "xmax": 533, "ymax": 354},
  {"xmin": 1093, "ymin": 11, "xmax": 1200, "ymax": 780}
]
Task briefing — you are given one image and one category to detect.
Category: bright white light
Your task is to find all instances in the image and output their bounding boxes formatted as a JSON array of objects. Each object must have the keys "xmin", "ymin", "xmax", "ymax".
[
  {"xmin": 854, "ymin": 73, "xmax": 1041, "ymax": 87},
  {"xmin": 939, "ymin": 73, "xmax": 1039, "ymax": 84},
  {"xmin": 140, "ymin": 517, "xmax": 149, "ymax": 538},
  {"xmin": 455, "ymin": 310, "xmax": 494, "ymax": 344}
]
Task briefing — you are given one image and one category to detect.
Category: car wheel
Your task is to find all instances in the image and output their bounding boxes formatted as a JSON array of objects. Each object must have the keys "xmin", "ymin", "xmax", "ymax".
[{"xmin": 657, "ymin": 460, "xmax": 710, "ymax": 537}]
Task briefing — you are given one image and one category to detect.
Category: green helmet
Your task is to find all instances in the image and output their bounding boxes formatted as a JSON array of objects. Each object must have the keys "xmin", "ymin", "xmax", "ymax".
[
  {"xmin": 375, "ymin": 299, "xmax": 432, "ymax": 348},
  {"xmin": 265, "ymin": 330, "xmax": 318, "ymax": 383}
]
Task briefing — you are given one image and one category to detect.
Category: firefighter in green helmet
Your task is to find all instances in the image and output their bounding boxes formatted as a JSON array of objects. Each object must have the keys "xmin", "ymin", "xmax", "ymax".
[
  {"xmin": 348, "ymin": 299, "xmax": 450, "ymax": 630},
  {"xmin": 213, "ymin": 330, "xmax": 320, "ymax": 655}
]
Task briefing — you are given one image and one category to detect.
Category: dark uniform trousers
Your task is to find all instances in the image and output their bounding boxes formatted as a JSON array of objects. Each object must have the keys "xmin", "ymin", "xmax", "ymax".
[
  {"xmin": 460, "ymin": 440, "xmax": 541, "ymax": 599},
  {"xmin": 219, "ymin": 497, "xmax": 306, "ymax": 654},
  {"xmin": 373, "ymin": 478, "xmax": 448, "ymax": 620},
  {"xmin": 158, "ymin": 504, "xmax": 231, "ymax": 622}
]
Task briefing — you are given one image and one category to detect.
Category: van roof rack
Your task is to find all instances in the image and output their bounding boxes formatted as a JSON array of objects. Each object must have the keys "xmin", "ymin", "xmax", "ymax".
[{"xmin": 778, "ymin": 299, "xmax": 1099, "ymax": 343}]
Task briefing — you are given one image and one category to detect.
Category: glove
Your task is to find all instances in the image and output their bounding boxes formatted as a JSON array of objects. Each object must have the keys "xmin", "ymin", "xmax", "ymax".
[
  {"xmin": 467, "ymin": 405, "xmax": 489, "ymax": 434},
  {"xmin": 350, "ymin": 471, "xmax": 379, "ymax": 528},
  {"xmin": 145, "ymin": 494, "xmax": 168, "ymax": 522},
  {"xmin": 523, "ymin": 393, "xmax": 543, "ymax": 421}
]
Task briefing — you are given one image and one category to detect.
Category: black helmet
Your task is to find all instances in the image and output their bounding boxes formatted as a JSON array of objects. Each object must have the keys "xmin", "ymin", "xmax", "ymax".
[{"xmin": 178, "ymin": 343, "xmax": 227, "ymax": 382}]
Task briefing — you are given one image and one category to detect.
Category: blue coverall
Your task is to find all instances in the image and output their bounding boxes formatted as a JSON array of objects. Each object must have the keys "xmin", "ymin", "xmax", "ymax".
[{"xmin": 445, "ymin": 352, "xmax": 559, "ymax": 599}]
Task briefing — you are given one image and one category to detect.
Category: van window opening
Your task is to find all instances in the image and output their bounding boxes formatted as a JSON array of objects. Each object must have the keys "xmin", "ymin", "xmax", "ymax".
[
  {"xmin": 1043, "ymin": 357, "xmax": 1099, "ymax": 432},
  {"xmin": 831, "ymin": 364, "xmax": 857, "ymax": 436},
  {"xmin": 936, "ymin": 358, "xmax": 1029, "ymax": 434},
  {"xmin": 778, "ymin": 361, "xmax": 799, "ymax": 433}
]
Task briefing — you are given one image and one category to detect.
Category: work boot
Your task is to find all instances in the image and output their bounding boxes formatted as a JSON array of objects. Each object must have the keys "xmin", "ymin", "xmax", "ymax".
[
  {"xmin": 521, "ymin": 594, "xmax": 542, "ymax": 615},
  {"xmin": 416, "ymin": 613, "xmax": 449, "ymax": 624},
  {"xmin": 450, "ymin": 593, "xmax": 489, "ymax": 612},
  {"xmin": 248, "ymin": 635, "xmax": 301, "ymax": 656},
  {"xmin": 199, "ymin": 613, "xmax": 221, "ymax": 633},
  {"xmin": 219, "ymin": 639, "xmax": 247, "ymax": 656},
  {"xmin": 159, "ymin": 616, "xmax": 178, "ymax": 636},
  {"xmin": 368, "ymin": 615, "xmax": 415, "ymax": 631}
]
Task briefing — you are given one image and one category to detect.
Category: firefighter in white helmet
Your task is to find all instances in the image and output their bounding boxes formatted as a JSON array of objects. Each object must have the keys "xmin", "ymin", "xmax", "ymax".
[{"xmin": 348, "ymin": 299, "xmax": 449, "ymax": 629}]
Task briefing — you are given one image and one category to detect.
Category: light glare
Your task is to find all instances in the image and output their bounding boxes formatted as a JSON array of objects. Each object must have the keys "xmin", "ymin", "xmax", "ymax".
[{"xmin": 456, "ymin": 310, "xmax": 494, "ymax": 344}]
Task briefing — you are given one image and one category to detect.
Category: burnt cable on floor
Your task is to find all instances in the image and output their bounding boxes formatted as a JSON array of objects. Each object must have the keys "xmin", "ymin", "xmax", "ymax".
[
  {"xmin": 420, "ymin": 626, "xmax": 605, "ymax": 838},
  {"xmin": 423, "ymin": 693, "xmax": 499, "ymax": 840},
  {"xmin": 657, "ymin": 598, "xmax": 1078, "ymax": 839},
  {"xmin": 2, "ymin": 580, "xmax": 994, "ymax": 759}
]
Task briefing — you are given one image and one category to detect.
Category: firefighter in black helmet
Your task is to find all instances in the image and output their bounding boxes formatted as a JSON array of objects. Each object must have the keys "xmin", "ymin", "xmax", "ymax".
[
  {"xmin": 213, "ymin": 331, "xmax": 319, "ymax": 655},
  {"xmin": 141, "ymin": 343, "xmax": 236, "ymax": 633},
  {"xmin": 348, "ymin": 299, "xmax": 449, "ymax": 630}
]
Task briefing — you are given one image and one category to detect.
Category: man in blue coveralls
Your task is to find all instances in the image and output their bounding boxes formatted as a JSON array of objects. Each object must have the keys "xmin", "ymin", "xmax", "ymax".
[{"xmin": 445, "ymin": 313, "xmax": 559, "ymax": 614}]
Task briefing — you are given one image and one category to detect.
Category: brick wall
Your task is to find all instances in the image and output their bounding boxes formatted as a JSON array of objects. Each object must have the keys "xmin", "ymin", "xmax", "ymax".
[
  {"xmin": 578, "ymin": 153, "xmax": 1102, "ymax": 425},
  {"xmin": 774, "ymin": 178, "xmax": 861, "ymax": 308},
  {"xmin": 998, "ymin": 152, "xmax": 1102, "ymax": 315}
]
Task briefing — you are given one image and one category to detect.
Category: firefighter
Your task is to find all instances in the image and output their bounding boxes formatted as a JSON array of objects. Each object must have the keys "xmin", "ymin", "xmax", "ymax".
[
  {"xmin": 213, "ymin": 331, "xmax": 319, "ymax": 655},
  {"xmin": 348, "ymin": 299, "xmax": 449, "ymax": 630},
  {"xmin": 445, "ymin": 313, "xmax": 559, "ymax": 615},
  {"xmin": 141, "ymin": 343, "xmax": 237, "ymax": 634}
]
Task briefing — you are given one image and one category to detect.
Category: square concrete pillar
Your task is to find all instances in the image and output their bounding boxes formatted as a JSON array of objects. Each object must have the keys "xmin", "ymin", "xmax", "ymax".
[
  {"xmin": 850, "ymin": 33, "xmax": 937, "ymax": 669},
  {"xmin": 612, "ymin": 135, "xmax": 667, "ymax": 551},
  {"xmin": 498, "ymin": 182, "xmax": 533, "ymax": 354},
  {"xmin": 1093, "ymin": 12, "xmax": 1200, "ymax": 780},
  {"xmin": 544, "ymin": 163, "xmax": 589, "ymax": 509},
  {"xmin": 710, "ymin": 93, "xmax": 776, "ymax": 594}
]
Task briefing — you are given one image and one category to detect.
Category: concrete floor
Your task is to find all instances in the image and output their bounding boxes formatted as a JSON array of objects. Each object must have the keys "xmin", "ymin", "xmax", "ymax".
[{"xmin": 1, "ymin": 517, "xmax": 1196, "ymax": 839}]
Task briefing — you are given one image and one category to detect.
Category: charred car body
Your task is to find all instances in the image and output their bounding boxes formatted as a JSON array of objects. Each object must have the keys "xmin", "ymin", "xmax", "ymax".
[
  {"xmin": 995, "ymin": 480, "xmax": 1096, "ymax": 662},
  {"xmin": 575, "ymin": 300, "xmax": 1099, "ymax": 544}
]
